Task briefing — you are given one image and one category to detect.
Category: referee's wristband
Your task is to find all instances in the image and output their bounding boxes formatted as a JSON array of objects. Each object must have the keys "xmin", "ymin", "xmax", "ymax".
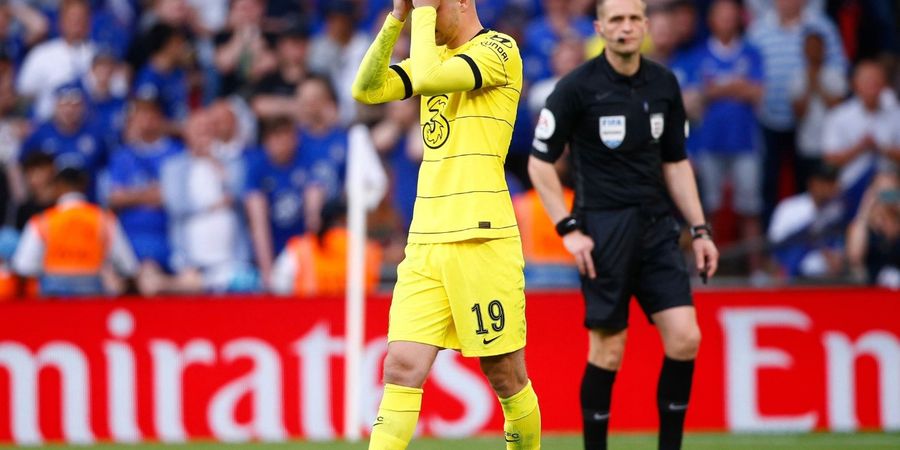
[
  {"xmin": 555, "ymin": 216, "xmax": 581, "ymax": 237},
  {"xmin": 690, "ymin": 223, "xmax": 713, "ymax": 240}
]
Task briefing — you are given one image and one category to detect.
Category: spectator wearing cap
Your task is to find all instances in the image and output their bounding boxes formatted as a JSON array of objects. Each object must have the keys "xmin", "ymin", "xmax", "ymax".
[
  {"xmin": 107, "ymin": 99, "xmax": 182, "ymax": 276},
  {"xmin": 251, "ymin": 23, "xmax": 310, "ymax": 120},
  {"xmin": 789, "ymin": 31, "xmax": 848, "ymax": 188},
  {"xmin": 20, "ymin": 83, "xmax": 108, "ymax": 199},
  {"xmin": 12, "ymin": 167, "xmax": 138, "ymax": 297},
  {"xmin": 822, "ymin": 61, "xmax": 900, "ymax": 219},
  {"xmin": 271, "ymin": 200, "xmax": 382, "ymax": 297},
  {"xmin": 133, "ymin": 24, "xmax": 191, "ymax": 124},
  {"xmin": 244, "ymin": 116, "xmax": 324, "ymax": 288},
  {"xmin": 747, "ymin": 0, "xmax": 846, "ymax": 225},
  {"xmin": 161, "ymin": 111, "xmax": 254, "ymax": 292},
  {"xmin": 83, "ymin": 49, "xmax": 128, "ymax": 148},
  {"xmin": 522, "ymin": 0, "xmax": 594, "ymax": 82},
  {"xmin": 295, "ymin": 76, "xmax": 348, "ymax": 207},
  {"xmin": 768, "ymin": 163, "xmax": 846, "ymax": 279},
  {"xmin": 306, "ymin": 0, "xmax": 369, "ymax": 125},
  {"xmin": 0, "ymin": 0, "xmax": 49, "ymax": 65},
  {"xmin": 213, "ymin": 0, "xmax": 278, "ymax": 98},
  {"xmin": 17, "ymin": 0, "xmax": 96, "ymax": 121}
]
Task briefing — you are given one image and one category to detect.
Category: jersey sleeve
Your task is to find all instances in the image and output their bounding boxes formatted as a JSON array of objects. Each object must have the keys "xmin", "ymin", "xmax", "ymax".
[
  {"xmin": 455, "ymin": 32, "xmax": 520, "ymax": 90},
  {"xmin": 661, "ymin": 72, "xmax": 688, "ymax": 163},
  {"xmin": 351, "ymin": 13, "xmax": 412, "ymax": 104},
  {"xmin": 407, "ymin": 7, "xmax": 477, "ymax": 96},
  {"xmin": 530, "ymin": 77, "xmax": 581, "ymax": 163}
]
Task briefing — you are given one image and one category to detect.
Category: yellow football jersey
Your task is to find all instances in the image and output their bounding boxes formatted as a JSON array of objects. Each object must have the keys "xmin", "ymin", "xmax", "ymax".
[{"xmin": 352, "ymin": 7, "xmax": 523, "ymax": 243}]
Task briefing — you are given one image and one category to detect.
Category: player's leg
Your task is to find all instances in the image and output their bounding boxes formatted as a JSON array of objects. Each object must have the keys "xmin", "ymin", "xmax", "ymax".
[
  {"xmin": 479, "ymin": 349, "xmax": 540, "ymax": 449},
  {"xmin": 370, "ymin": 342, "xmax": 440, "ymax": 450},
  {"xmin": 635, "ymin": 215, "xmax": 698, "ymax": 450},
  {"xmin": 371, "ymin": 244, "xmax": 455, "ymax": 450},
  {"xmin": 582, "ymin": 327, "xmax": 627, "ymax": 450},
  {"xmin": 651, "ymin": 306, "xmax": 701, "ymax": 450},
  {"xmin": 442, "ymin": 237, "xmax": 540, "ymax": 449},
  {"xmin": 579, "ymin": 209, "xmax": 643, "ymax": 450}
]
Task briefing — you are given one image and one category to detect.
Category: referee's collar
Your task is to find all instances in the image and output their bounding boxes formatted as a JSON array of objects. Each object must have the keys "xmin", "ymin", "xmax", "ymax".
[{"xmin": 598, "ymin": 51, "xmax": 648, "ymax": 86}]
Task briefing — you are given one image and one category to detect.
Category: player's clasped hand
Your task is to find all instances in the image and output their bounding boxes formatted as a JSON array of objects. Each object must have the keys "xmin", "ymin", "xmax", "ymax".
[
  {"xmin": 564, "ymin": 231, "xmax": 597, "ymax": 279},
  {"xmin": 692, "ymin": 237, "xmax": 719, "ymax": 279}
]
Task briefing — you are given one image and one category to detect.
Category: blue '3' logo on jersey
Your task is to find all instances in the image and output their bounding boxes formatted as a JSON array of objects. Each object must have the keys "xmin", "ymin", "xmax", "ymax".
[{"xmin": 423, "ymin": 95, "xmax": 451, "ymax": 149}]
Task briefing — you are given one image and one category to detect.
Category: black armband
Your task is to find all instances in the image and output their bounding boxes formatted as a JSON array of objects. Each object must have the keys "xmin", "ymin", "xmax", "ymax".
[{"xmin": 555, "ymin": 215, "xmax": 581, "ymax": 237}]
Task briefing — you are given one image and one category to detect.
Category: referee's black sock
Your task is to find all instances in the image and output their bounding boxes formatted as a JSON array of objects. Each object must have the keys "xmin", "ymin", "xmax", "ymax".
[
  {"xmin": 581, "ymin": 363, "xmax": 616, "ymax": 450},
  {"xmin": 657, "ymin": 357, "xmax": 694, "ymax": 450}
]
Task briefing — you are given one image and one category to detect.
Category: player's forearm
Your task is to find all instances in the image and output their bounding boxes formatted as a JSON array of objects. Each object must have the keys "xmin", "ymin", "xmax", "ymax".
[
  {"xmin": 409, "ymin": 7, "xmax": 475, "ymax": 95},
  {"xmin": 527, "ymin": 156, "xmax": 571, "ymax": 222},
  {"xmin": 663, "ymin": 160, "xmax": 706, "ymax": 227},
  {"xmin": 351, "ymin": 14, "xmax": 407, "ymax": 104}
]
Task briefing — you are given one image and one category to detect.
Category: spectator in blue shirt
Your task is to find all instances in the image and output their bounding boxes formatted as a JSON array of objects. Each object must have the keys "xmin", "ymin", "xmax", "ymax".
[
  {"xmin": 522, "ymin": 0, "xmax": 594, "ymax": 82},
  {"xmin": 83, "ymin": 49, "xmax": 127, "ymax": 149},
  {"xmin": 0, "ymin": 0, "xmax": 49, "ymax": 66},
  {"xmin": 107, "ymin": 98, "xmax": 182, "ymax": 273},
  {"xmin": 133, "ymin": 23, "xmax": 190, "ymax": 124},
  {"xmin": 747, "ymin": 0, "xmax": 846, "ymax": 225},
  {"xmin": 295, "ymin": 75, "xmax": 347, "ymax": 203},
  {"xmin": 20, "ymin": 83, "xmax": 107, "ymax": 198},
  {"xmin": 693, "ymin": 0, "xmax": 766, "ymax": 274},
  {"xmin": 244, "ymin": 116, "xmax": 324, "ymax": 289}
]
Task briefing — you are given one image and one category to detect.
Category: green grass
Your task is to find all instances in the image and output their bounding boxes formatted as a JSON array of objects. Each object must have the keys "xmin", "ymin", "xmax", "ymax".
[{"xmin": 2, "ymin": 433, "xmax": 899, "ymax": 449}]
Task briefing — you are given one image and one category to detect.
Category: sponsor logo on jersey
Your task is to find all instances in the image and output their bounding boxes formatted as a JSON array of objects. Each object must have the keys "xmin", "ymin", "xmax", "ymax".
[
  {"xmin": 650, "ymin": 113, "xmax": 665, "ymax": 140},
  {"xmin": 423, "ymin": 95, "xmax": 451, "ymax": 149},
  {"xmin": 599, "ymin": 115, "xmax": 626, "ymax": 149},
  {"xmin": 535, "ymin": 108, "xmax": 556, "ymax": 140}
]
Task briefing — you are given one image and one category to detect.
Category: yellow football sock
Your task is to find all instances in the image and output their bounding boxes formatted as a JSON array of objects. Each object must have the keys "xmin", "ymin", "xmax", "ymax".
[
  {"xmin": 499, "ymin": 380, "xmax": 541, "ymax": 449},
  {"xmin": 368, "ymin": 383, "xmax": 423, "ymax": 450}
]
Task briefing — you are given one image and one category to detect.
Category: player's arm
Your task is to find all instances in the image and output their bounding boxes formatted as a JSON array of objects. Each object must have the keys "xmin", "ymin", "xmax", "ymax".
[
  {"xmin": 528, "ymin": 80, "xmax": 596, "ymax": 278},
  {"xmin": 408, "ymin": 6, "xmax": 511, "ymax": 96},
  {"xmin": 660, "ymin": 73, "xmax": 719, "ymax": 277},
  {"xmin": 351, "ymin": 5, "xmax": 415, "ymax": 105}
]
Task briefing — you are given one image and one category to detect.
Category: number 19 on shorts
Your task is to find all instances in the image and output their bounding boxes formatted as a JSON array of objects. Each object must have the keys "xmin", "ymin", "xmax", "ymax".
[{"xmin": 471, "ymin": 300, "xmax": 505, "ymax": 335}]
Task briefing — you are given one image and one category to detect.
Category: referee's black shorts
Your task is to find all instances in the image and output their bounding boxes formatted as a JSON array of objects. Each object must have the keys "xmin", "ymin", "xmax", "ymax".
[{"xmin": 580, "ymin": 207, "xmax": 693, "ymax": 331}]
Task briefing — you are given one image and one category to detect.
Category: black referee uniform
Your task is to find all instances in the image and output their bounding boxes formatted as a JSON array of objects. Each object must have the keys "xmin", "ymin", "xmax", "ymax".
[{"xmin": 531, "ymin": 52, "xmax": 693, "ymax": 330}]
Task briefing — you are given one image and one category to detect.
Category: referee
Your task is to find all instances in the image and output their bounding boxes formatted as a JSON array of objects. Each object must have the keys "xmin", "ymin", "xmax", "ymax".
[{"xmin": 528, "ymin": 0, "xmax": 718, "ymax": 449}]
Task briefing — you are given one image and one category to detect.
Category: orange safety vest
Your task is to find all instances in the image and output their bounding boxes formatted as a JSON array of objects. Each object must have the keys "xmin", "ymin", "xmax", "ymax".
[
  {"xmin": 0, "ymin": 267, "xmax": 16, "ymax": 301},
  {"xmin": 513, "ymin": 188, "xmax": 576, "ymax": 265},
  {"xmin": 34, "ymin": 203, "xmax": 110, "ymax": 276},
  {"xmin": 287, "ymin": 228, "xmax": 383, "ymax": 297}
]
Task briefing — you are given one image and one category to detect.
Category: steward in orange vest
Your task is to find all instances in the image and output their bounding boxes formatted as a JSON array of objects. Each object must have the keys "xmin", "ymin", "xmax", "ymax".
[
  {"xmin": 271, "ymin": 202, "xmax": 382, "ymax": 297},
  {"xmin": 12, "ymin": 168, "xmax": 139, "ymax": 297},
  {"xmin": 513, "ymin": 188, "xmax": 577, "ymax": 265}
]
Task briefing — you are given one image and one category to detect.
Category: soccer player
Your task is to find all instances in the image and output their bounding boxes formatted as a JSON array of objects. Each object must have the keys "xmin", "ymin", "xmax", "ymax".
[
  {"xmin": 528, "ymin": 0, "xmax": 719, "ymax": 449},
  {"xmin": 351, "ymin": 0, "xmax": 541, "ymax": 449}
]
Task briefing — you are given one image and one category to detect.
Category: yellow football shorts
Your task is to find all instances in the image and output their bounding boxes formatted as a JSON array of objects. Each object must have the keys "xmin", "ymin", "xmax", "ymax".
[{"xmin": 388, "ymin": 236, "xmax": 527, "ymax": 357}]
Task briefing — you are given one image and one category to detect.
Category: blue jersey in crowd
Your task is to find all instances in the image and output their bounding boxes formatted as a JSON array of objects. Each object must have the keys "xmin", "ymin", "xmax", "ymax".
[
  {"xmin": 22, "ymin": 120, "xmax": 108, "ymax": 174},
  {"xmin": 89, "ymin": 94, "xmax": 128, "ymax": 148},
  {"xmin": 693, "ymin": 38, "xmax": 764, "ymax": 154},
  {"xmin": 108, "ymin": 138, "xmax": 183, "ymax": 267},
  {"xmin": 387, "ymin": 136, "xmax": 419, "ymax": 231},
  {"xmin": 134, "ymin": 65, "xmax": 189, "ymax": 120},
  {"xmin": 298, "ymin": 127, "xmax": 348, "ymax": 201},
  {"xmin": 669, "ymin": 49, "xmax": 703, "ymax": 157},
  {"xmin": 244, "ymin": 149, "xmax": 312, "ymax": 254}
]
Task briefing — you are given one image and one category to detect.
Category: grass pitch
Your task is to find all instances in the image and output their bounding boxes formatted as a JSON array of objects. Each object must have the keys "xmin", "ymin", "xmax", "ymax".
[{"xmin": 2, "ymin": 433, "xmax": 898, "ymax": 449}]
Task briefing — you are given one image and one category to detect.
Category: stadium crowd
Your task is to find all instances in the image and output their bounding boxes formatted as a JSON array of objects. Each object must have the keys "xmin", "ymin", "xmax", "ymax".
[{"xmin": 0, "ymin": 0, "xmax": 898, "ymax": 298}]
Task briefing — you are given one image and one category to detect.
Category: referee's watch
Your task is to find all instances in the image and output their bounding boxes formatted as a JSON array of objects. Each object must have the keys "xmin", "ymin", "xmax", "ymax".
[
  {"xmin": 690, "ymin": 224, "xmax": 713, "ymax": 240},
  {"xmin": 555, "ymin": 215, "xmax": 581, "ymax": 237}
]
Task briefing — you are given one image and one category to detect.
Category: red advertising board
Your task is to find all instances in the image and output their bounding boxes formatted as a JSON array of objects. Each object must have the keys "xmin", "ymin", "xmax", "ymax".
[{"xmin": 0, "ymin": 288, "xmax": 898, "ymax": 444}]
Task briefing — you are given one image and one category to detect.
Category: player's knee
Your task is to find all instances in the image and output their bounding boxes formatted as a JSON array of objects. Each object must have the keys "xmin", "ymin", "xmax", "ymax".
[
  {"xmin": 665, "ymin": 326, "xmax": 701, "ymax": 360},
  {"xmin": 479, "ymin": 353, "xmax": 528, "ymax": 398},
  {"xmin": 382, "ymin": 352, "xmax": 429, "ymax": 388},
  {"xmin": 588, "ymin": 346, "xmax": 625, "ymax": 370}
]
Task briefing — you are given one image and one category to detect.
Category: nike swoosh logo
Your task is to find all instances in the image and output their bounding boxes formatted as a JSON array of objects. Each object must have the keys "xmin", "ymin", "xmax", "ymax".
[
  {"xmin": 595, "ymin": 92, "xmax": 613, "ymax": 101},
  {"xmin": 593, "ymin": 412, "xmax": 610, "ymax": 421},
  {"xmin": 505, "ymin": 438, "xmax": 520, "ymax": 443},
  {"xmin": 668, "ymin": 403, "xmax": 688, "ymax": 411},
  {"xmin": 483, "ymin": 335, "xmax": 501, "ymax": 345}
]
